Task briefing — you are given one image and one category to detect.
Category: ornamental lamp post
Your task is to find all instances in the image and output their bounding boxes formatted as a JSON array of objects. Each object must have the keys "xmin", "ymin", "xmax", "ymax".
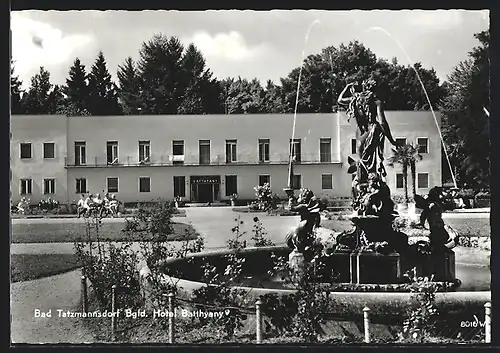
[{"xmin": 283, "ymin": 154, "xmax": 296, "ymax": 209}]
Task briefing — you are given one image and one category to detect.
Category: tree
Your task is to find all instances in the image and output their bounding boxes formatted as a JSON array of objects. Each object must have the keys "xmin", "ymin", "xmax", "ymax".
[
  {"xmin": 221, "ymin": 77, "xmax": 265, "ymax": 114},
  {"xmin": 63, "ymin": 58, "xmax": 90, "ymax": 115},
  {"xmin": 278, "ymin": 40, "xmax": 444, "ymax": 114},
  {"xmin": 11, "ymin": 61, "xmax": 24, "ymax": 114},
  {"xmin": 178, "ymin": 43, "xmax": 223, "ymax": 114},
  {"xmin": 117, "ymin": 57, "xmax": 142, "ymax": 115},
  {"xmin": 137, "ymin": 34, "xmax": 185, "ymax": 114},
  {"xmin": 387, "ymin": 143, "xmax": 423, "ymax": 205},
  {"xmin": 87, "ymin": 51, "xmax": 121, "ymax": 115},
  {"xmin": 440, "ymin": 30, "xmax": 490, "ymax": 190},
  {"xmin": 21, "ymin": 67, "xmax": 61, "ymax": 114},
  {"xmin": 262, "ymin": 80, "xmax": 285, "ymax": 113}
]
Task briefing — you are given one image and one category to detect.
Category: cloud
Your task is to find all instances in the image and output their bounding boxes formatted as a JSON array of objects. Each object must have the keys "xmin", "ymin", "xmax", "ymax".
[
  {"xmin": 11, "ymin": 13, "xmax": 95, "ymax": 89},
  {"xmin": 404, "ymin": 10, "xmax": 465, "ymax": 31},
  {"xmin": 189, "ymin": 31, "xmax": 269, "ymax": 61}
]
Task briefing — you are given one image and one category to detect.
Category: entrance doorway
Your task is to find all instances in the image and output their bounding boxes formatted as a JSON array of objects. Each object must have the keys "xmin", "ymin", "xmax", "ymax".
[{"xmin": 190, "ymin": 176, "xmax": 221, "ymax": 203}]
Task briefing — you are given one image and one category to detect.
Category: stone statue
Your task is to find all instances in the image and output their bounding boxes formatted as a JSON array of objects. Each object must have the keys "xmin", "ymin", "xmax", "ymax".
[
  {"xmin": 336, "ymin": 78, "xmax": 408, "ymax": 254},
  {"xmin": 285, "ymin": 188, "xmax": 321, "ymax": 254},
  {"xmin": 415, "ymin": 187, "xmax": 459, "ymax": 251},
  {"xmin": 338, "ymin": 78, "xmax": 401, "ymax": 183}
]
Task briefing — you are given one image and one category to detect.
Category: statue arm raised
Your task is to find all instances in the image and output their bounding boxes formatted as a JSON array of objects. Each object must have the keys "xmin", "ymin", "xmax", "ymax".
[
  {"xmin": 376, "ymin": 100, "xmax": 399, "ymax": 146},
  {"xmin": 338, "ymin": 83, "xmax": 355, "ymax": 106}
]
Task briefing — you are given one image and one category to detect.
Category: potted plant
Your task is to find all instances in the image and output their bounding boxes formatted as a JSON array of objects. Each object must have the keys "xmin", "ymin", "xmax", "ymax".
[
  {"xmin": 174, "ymin": 196, "xmax": 182, "ymax": 209},
  {"xmin": 230, "ymin": 193, "xmax": 238, "ymax": 206}
]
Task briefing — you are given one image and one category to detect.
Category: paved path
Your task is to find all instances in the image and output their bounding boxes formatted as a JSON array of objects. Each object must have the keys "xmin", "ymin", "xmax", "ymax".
[{"xmin": 11, "ymin": 269, "xmax": 94, "ymax": 344}]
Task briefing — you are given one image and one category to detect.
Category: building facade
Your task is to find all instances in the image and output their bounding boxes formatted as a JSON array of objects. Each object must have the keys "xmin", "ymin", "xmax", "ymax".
[{"xmin": 11, "ymin": 112, "xmax": 442, "ymax": 204}]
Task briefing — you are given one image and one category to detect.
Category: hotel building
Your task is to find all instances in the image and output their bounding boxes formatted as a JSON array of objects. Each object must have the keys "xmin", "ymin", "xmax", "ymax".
[{"xmin": 11, "ymin": 112, "xmax": 442, "ymax": 204}]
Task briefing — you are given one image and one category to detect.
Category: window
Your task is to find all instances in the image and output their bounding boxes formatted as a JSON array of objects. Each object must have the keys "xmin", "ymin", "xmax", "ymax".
[
  {"xmin": 139, "ymin": 177, "xmax": 151, "ymax": 193},
  {"xmin": 107, "ymin": 177, "xmax": 119, "ymax": 193},
  {"xmin": 20, "ymin": 178, "xmax": 32, "ymax": 195},
  {"xmin": 395, "ymin": 138, "xmax": 407, "ymax": 146},
  {"xmin": 199, "ymin": 140, "xmax": 210, "ymax": 165},
  {"xmin": 417, "ymin": 138, "xmax": 428, "ymax": 154},
  {"xmin": 74, "ymin": 142, "xmax": 86, "ymax": 166},
  {"xmin": 396, "ymin": 173, "xmax": 404, "ymax": 189},
  {"xmin": 107, "ymin": 141, "xmax": 119, "ymax": 164},
  {"xmin": 351, "ymin": 139, "xmax": 357, "ymax": 155},
  {"xmin": 289, "ymin": 139, "xmax": 301, "ymax": 163},
  {"xmin": 226, "ymin": 139, "xmax": 237, "ymax": 163},
  {"xmin": 172, "ymin": 140, "xmax": 185, "ymax": 165},
  {"xmin": 20, "ymin": 143, "xmax": 32, "ymax": 159},
  {"xmin": 418, "ymin": 173, "xmax": 429, "ymax": 189},
  {"xmin": 173, "ymin": 176, "xmax": 186, "ymax": 197},
  {"xmin": 259, "ymin": 175, "xmax": 270, "ymax": 187},
  {"xmin": 225, "ymin": 175, "xmax": 238, "ymax": 196},
  {"xmin": 322, "ymin": 174, "xmax": 333, "ymax": 189},
  {"xmin": 76, "ymin": 178, "xmax": 87, "ymax": 194},
  {"xmin": 258, "ymin": 139, "xmax": 270, "ymax": 163},
  {"xmin": 43, "ymin": 142, "xmax": 55, "ymax": 159},
  {"xmin": 292, "ymin": 175, "xmax": 302, "ymax": 190},
  {"xmin": 320, "ymin": 138, "xmax": 331, "ymax": 162},
  {"xmin": 139, "ymin": 141, "xmax": 150, "ymax": 163},
  {"xmin": 43, "ymin": 178, "xmax": 56, "ymax": 194}
]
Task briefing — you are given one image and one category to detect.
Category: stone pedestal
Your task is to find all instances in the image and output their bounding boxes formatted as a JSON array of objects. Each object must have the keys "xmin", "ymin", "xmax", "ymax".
[
  {"xmin": 411, "ymin": 250, "xmax": 456, "ymax": 282},
  {"xmin": 320, "ymin": 251, "xmax": 403, "ymax": 284},
  {"xmin": 289, "ymin": 250, "xmax": 306, "ymax": 284}
]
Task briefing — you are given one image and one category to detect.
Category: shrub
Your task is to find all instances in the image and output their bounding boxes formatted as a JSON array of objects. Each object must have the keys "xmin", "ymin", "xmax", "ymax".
[
  {"xmin": 38, "ymin": 198, "xmax": 60, "ymax": 212},
  {"xmin": 399, "ymin": 268, "xmax": 439, "ymax": 343},
  {"xmin": 126, "ymin": 199, "xmax": 204, "ymax": 288},
  {"xmin": 74, "ymin": 216, "xmax": 141, "ymax": 311},
  {"xmin": 228, "ymin": 216, "xmax": 247, "ymax": 250},
  {"xmin": 251, "ymin": 217, "xmax": 275, "ymax": 247},
  {"xmin": 262, "ymin": 245, "xmax": 335, "ymax": 341},
  {"xmin": 190, "ymin": 254, "xmax": 247, "ymax": 340},
  {"xmin": 250, "ymin": 183, "xmax": 279, "ymax": 212}
]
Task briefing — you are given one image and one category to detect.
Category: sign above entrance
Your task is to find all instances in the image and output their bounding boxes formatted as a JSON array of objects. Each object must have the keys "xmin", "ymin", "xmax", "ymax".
[{"xmin": 190, "ymin": 176, "xmax": 221, "ymax": 184}]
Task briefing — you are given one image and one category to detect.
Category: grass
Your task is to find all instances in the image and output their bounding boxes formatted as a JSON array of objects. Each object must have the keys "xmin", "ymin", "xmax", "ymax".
[
  {"xmin": 11, "ymin": 254, "xmax": 81, "ymax": 282},
  {"xmin": 321, "ymin": 217, "xmax": 491, "ymax": 237},
  {"xmin": 11, "ymin": 222, "xmax": 199, "ymax": 243}
]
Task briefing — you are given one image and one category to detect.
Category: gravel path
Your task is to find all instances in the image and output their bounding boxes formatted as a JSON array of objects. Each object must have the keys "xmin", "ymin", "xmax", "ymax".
[{"xmin": 10, "ymin": 269, "xmax": 94, "ymax": 344}]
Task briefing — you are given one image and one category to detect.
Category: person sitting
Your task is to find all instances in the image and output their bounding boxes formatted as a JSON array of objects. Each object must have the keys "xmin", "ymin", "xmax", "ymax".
[
  {"xmin": 93, "ymin": 193, "xmax": 104, "ymax": 206},
  {"xmin": 17, "ymin": 197, "xmax": 27, "ymax": 214},
  {"xmin": 77, "ymin": 194, "xmax": 86, "ymax": 218},
  {"xmin": 83, "ymin": 194, "xmax": 94, "ymax": 214}
]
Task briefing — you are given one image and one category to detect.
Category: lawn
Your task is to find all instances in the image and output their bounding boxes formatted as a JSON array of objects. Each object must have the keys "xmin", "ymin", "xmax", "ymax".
[
  {"xmin": 11, "ymin": 254, "xmax": 81, "ymax": 282},
  {"xmin": 11, "ymin": 222, "xmax": 199, "ymax": 244},
  {"xmin": 321, "ymin": 217, "xmax": 491, "ymax": 237}
]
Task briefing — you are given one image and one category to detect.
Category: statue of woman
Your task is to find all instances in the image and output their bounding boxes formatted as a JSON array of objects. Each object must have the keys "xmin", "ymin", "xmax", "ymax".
[{"xmin": 338, "ymin": 78, "xmax": 400, "ymax": 182}]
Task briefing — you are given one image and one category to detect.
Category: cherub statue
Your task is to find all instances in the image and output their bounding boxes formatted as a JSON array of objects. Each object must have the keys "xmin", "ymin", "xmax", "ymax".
[
  {"xmin": 285, "ymin": 188, "xmax": 321, "ymax": 253},
  {"xmin": 415, "ymin": 187, "xmax": 459, "ymax": 251}
]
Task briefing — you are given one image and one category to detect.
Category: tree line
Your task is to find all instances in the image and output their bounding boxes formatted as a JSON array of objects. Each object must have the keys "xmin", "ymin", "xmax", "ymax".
[{"xmin": 10, "ymin": 30, "xmax": 489, "ymax": 190}]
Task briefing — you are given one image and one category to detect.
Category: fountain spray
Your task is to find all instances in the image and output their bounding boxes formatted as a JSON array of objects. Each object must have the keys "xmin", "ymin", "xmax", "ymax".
[
  {"xmin": 285, "ymin": 19, "xmax": 321, "ymax": 206},
  {"xmin": 365, "ymin": 26, "xmax": 458, "ymax": 189}
]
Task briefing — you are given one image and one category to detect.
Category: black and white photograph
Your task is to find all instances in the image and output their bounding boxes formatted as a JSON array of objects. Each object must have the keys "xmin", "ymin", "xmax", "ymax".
[{"xmin": 10, "ymin": 8, "xmax": 491, "ymax": 345}]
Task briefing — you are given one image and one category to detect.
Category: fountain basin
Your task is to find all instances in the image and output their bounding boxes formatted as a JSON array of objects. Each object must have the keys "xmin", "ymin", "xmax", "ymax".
[{"xmin": 138, "ymin": 246, "xmax": 490, "ymax": 314}]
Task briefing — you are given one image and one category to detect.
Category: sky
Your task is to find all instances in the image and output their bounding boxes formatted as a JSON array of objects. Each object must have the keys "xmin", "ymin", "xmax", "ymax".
[{"xmin": 11, "ymin": 10, "xmax": 490, "ymax": 90}]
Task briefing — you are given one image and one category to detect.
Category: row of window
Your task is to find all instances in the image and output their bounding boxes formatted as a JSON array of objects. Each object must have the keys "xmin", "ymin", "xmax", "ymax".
[
  {"xmin": 17, "ymin": 174, "xmax": 334, "ymax": 197},
  {"xmin": 19, "ymin": 142, "xmax": 56, "ymax": 159},
  {"xmin": 19, "ymin": 137, "xmax": 430, "ymax": 165},
  {"xmin": 19, "ymin": 172, "xmax": 429, "ymax": 197},
  {"xmin": 19, "ymin": 138, "xmax": 334, "ymax": 165},
  {"xmin": 350, "ymin": 137, "xmax": 429, "ymax": 155}
]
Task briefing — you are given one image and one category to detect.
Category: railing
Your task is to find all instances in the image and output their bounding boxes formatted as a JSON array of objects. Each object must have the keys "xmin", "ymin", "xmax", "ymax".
[{"xmin": 64, "ymin": 153, "xmax": 341, "ymax": 168}]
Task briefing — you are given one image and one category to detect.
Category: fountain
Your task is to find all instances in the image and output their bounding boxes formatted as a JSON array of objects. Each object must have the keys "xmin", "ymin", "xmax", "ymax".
[{"xmin": 136, "ymin": 24, "xmax": 490, "ymax": 337}]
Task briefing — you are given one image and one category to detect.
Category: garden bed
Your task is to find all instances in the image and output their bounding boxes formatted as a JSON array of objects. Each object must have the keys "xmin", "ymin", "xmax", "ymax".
[
  {"xmin": 11, "ymin": 254, "xmax": 81, "ymax": 282},
  {"xmin": 11, "ymin": 222, "xmax": 199, "ymax": 243}
]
